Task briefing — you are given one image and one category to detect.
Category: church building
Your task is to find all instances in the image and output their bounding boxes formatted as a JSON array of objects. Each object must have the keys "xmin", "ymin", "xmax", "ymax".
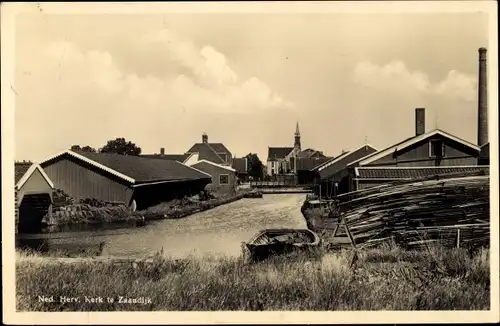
[{"xmin": 266, "ymin": 122, "xmax": 326, "ymax": 176}]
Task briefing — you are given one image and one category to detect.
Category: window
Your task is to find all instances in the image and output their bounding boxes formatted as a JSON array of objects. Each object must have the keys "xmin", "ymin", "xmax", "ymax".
[
  {"xmin": 429, "ymin": 140, "xmax": 445, "ymax": 158},
  {"xmin": 219, "ymin": 174, "xmax": 229, "ymax": 185}
]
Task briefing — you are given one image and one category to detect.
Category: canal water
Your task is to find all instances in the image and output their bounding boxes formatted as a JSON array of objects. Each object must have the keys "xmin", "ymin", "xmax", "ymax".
[{"xmin": 16, "ymin": 194, "xmax": 308, "ymax": 259}]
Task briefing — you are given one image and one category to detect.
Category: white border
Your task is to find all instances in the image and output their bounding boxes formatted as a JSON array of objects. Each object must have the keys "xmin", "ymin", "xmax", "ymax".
[
  {"xmin": 2, "ymin": 1, "xmax": 499, "ymax": 324},
  {"xmin": 15, "ymin": 163, "xmax": 55, "ymax": 189}
]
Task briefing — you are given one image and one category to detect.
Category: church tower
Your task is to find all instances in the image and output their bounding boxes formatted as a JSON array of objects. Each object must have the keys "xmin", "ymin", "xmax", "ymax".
[{"xmin": 294, "ymin": 121, "xmax": 301, "ymax": 150}]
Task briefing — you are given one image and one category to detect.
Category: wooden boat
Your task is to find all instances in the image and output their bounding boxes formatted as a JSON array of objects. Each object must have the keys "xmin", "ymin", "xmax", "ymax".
[{"xmin": 241, "ymin": 228, "xmax": 321, "ymax": 262}]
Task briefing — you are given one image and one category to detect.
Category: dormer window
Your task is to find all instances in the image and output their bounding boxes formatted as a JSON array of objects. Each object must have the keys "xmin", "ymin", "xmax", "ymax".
[{"xmin": 429, "ymin": 139, "xmax": 445, "ymax": 158}]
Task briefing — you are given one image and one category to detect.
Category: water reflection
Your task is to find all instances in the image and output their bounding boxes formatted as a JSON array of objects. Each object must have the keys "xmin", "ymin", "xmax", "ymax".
[{"xmin": 15, "ymin": 194, "xmax": 307, "ymax": 259}]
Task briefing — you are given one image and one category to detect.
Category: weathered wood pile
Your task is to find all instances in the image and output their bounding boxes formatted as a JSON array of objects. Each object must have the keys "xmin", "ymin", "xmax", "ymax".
[
  {"xmin": 335, "ymin": 174, "xmax": 490, "ymax": 250},
  {"xmin": 243, "ymin": 190, "xmax": 263, "ymax": 198}
]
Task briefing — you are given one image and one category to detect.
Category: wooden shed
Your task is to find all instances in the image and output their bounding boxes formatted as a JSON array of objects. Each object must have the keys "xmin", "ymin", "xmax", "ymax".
[
  {"xmin": 190, "ymin": 159, "xmax": 237, "ymax": 194},
  {"xmin": 15, "ymin": 162, "xmax": 54, "ymax": 233},
  {"xmin": 39, "ymin": 150, "xmax": 212, "ymax": 210}
]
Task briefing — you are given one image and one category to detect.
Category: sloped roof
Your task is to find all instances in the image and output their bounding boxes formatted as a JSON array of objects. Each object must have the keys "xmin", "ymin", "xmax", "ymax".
[
  {"xmin": 314, "ymin": 144, "xmax": 378, "ymax": 179},
  {"xmin": 40, "ymin": 150, "xmax": 211, "ymax": 185},
  {"xmin": 191, "ymin": 159, "xmax": 237, "ymax": 172},
  {"xmin": 296, "ymin": 157, "xmax": 332, "ymax": 170},
  {"xmin": 186, "ymin": 143, "xmax": 226, "ymax": 164},
  {"xmin": 232, "ymin": 157, "xmax": 248, "ymax": 173},
  {"xmin": 206, "ymin": 143, "xmax": 231, "ymax": 154},
  {"xmin": 141, "ymin": 153, "xmax": 191, "ymax": 163},
  {"xmin": 15, "ymin": 162, "xmax": 54, "ymax": 189},
  {"xmin": 355, "ymin": 166, "xmax": 489, "ymax": 180},
  {"xmin": 353, "ymin": 129, "xmax": 480, "ymax": 166},
  {"xmin": 268, "ymin": 147, "xmax": 294, "ymax": 160},
  {"xmin": 15, "ymin": 162, "xmax": 32, "ymax": 184},
  {"xmin": 297, "ymin": 149, "xmax": 326, "ymax": 159}
]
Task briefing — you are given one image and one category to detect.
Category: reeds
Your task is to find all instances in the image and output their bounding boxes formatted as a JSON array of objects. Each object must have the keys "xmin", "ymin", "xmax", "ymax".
[{"xmin": 16, "ymin": 244, "xmax": 490, "ymax": 311}]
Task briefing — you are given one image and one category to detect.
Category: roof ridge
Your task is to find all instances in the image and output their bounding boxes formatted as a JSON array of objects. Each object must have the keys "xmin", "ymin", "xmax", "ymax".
[
  {"xmin": 205, "ymin": 143, "xmax": 226, "ymax": 163},
  {"xmin": 355, "ymin": 129, "xmax": 480, "ymax": 166}
]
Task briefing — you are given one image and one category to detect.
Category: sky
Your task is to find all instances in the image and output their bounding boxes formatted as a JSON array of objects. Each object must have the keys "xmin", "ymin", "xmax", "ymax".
[{"xmin": 13, "ymin": 8, "xmax": 490, "ymax": 162}]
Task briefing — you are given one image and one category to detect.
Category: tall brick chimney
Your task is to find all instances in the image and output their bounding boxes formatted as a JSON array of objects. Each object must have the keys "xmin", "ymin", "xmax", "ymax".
[
  {"xmin": 477, "ymin": 47, "xmax": 488, "ymax": 146},
  {"xmin": 202, "ymin": 132, "xmax": 208, "ymax": 144},
  {"xmin": 415, "ymin": 108, "xmax": 425, "ymax": 136},
  {"xmin": 160, "ymin": 148, "xmax": 165, "ymax": 155}
]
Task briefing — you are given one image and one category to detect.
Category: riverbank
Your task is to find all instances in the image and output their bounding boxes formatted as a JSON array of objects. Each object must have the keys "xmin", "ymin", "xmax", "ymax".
[
  {"xmin": 140, "ymin": 192, "xmax": 246, "ymax": 221},
  {"xmin": 260, "ymin": 188, "xmax": 312, "ymax": 194},
  {"xmin": 39, "ymin": 192, "xmax": 247, "ymax": 229},
  {"xmin": 16, "ymin": 245, "xmax": 489, "ymax": 311}
]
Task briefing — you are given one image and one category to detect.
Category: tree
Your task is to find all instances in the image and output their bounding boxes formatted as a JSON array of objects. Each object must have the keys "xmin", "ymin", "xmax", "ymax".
[
  {"xmin": 70, "ymin": 145, "xmax": 97, "ymax": 152},
  {"xmin": 245, "ymin": 153, "xmax": 264, "ymax": 180},
  {"xmin": 100, "ymin": 137, "xmax": 141, "ymax": 156}
]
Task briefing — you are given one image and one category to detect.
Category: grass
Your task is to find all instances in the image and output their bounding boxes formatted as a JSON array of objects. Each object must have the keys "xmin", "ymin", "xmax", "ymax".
[{"xmin": 16, "ymin": 244, "xmax": 490, "ymax": 311}]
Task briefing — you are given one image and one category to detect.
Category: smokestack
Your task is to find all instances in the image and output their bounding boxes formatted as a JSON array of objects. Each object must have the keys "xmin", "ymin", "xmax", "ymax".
[
  {"xmin": 415, "ymin": 108, "xmax": 425, "ymax": 136},
  {"xmin": 202, "ymin": 132, "xmax": 208, "ymax": 144},
  {"xmin": 160, "ymin": 148, "xmax": 165, "ymax": 155},
  {"xmin": 478, "ymin": 47, "xmax": 488, "ymax": 146}
]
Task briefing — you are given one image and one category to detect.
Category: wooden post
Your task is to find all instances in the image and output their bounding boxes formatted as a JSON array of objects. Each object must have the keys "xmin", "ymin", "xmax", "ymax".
[
  {"xmin": 456, "ymin": 228, "xmax": 461, "ymax": 248},
  {"xmin": 344, "ymin": 221, "xmax": 357, "ymax": 248}
]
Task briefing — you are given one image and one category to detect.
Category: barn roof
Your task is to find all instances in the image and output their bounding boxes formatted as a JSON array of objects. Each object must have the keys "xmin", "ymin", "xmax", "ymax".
[
  {"xmin": 296, "ymin": 157, "xmax": 331, "ymax": 171},
  {"xmin": 15, "ymin": 162, "xmax": 32, "ymax": 184},
  {"xmin": 354, "ymin": 166, "xmax": 489, "ymax": 180},
  {"xmin": 15, "ymin": 162, "xmax": 54, "ymax": 189},
  {"xmin": 191, "ymin": 159, "xmax": 237, "ymax": 172},
  {"xmin": 40, "ymin": 150, "xmax": 212, "ymax": 185},
  {"xmin": 312, "ymin": 144, "xmax": 378, "ymax": 179},
  {"xmin": 351, "ymin": 129, "xmax": 480, "ymax": 167},
  {"xmin": 140, "ymin": 153, "xmax": 192, "ymax": 163}
]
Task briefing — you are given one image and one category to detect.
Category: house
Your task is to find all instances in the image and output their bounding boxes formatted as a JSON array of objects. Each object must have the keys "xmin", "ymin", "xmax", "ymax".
[
  {"xmin": 39, "ymin": 150, "xmax": 212, "ymax": 210},
  {"xmin": 15, "ymin": 162, "xmax": 54, "ymax": 233},
  {"xmin": 189, "ymin": 159, "xmax": 237, "ymax": 193},
  {"xmin": 295, "ymin": 156, "xmax": 332, "ymax": 185},
  {"xmin": 342, "ymin": 108, "xmax": 483, "ymax": 193},
  {"xmin": 267, "ymin": 122, "xmax": 326, "ymax": 176},
  {"xmin": 232, "ymin": 157, "xmax": 249, "ymax": 181},
  {"xmin": 311, "ymin": 144, "xmax": 378, "ymax": 196},
  {"xmin": 186, "ymin": 133, "xmax": 233, "ymax": 166}
]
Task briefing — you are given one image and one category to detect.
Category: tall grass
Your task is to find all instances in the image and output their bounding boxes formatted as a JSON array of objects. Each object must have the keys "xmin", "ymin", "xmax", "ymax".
[{"xmin": 16, "ymin": 245, "xmax": 490, "ymax": 311}]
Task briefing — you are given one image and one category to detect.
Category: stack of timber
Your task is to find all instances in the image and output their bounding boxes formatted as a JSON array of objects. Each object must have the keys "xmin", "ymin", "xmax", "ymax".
[{"xmin": 334, "ymin": 174, "xmax": 490, "ymax": 250}]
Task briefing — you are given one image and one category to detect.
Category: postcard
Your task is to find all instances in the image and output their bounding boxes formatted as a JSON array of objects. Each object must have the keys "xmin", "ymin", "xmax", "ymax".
[{"xmin": 2, "ymin": 1, "xmax": 498, "ymax": 324}]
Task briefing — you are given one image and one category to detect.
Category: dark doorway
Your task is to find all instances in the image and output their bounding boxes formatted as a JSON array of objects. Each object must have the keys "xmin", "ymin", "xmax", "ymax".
[{"xmin": 18, "ymin": 193, "xmax": 52, "ymax": 233}]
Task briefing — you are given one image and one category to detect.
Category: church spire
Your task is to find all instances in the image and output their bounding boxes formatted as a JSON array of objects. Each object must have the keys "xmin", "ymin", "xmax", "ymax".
[{"xmin": 294, "ymin": 121, "xmax": 301, "ymax": 150}]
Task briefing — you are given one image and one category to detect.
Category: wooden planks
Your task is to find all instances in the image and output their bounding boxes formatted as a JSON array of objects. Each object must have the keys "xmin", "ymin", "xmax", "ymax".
[{"xmin": 331, "ymin": 175, "xmax": 490, "ymax": 249}]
